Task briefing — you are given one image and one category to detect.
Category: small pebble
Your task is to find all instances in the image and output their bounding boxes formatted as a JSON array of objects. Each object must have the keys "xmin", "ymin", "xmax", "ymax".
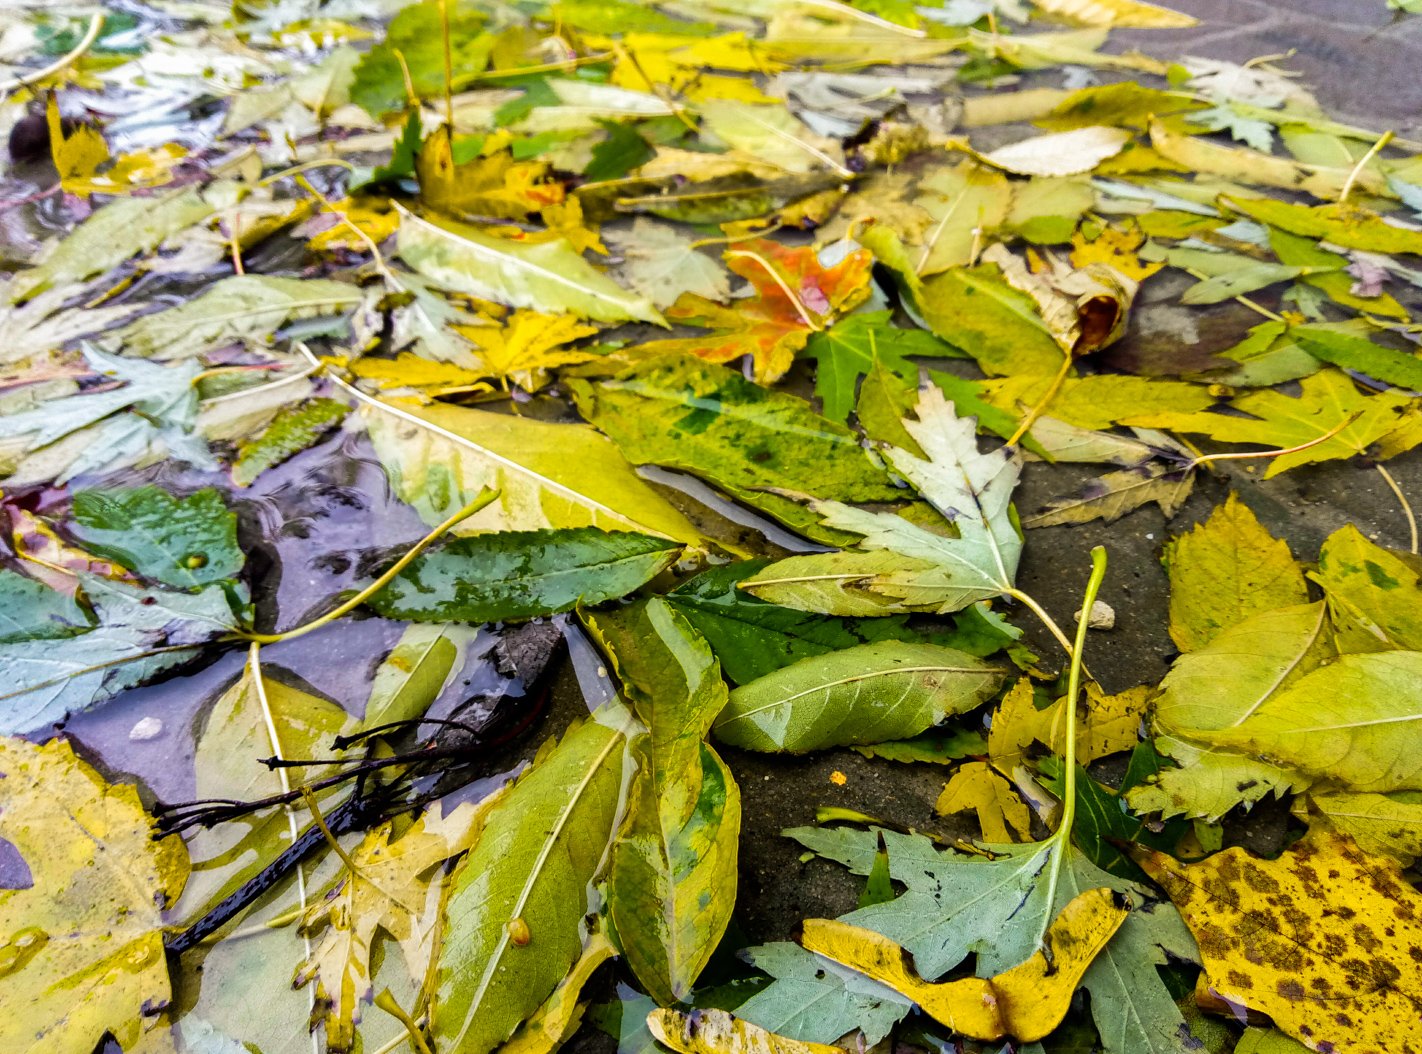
[
  {"xmin": 1074, "ymin": 600, "xmax": 1116, "ymax": 630},
  {"xmin": 129, "ymin": 717, "xmax": 163, "ymax": 741}
]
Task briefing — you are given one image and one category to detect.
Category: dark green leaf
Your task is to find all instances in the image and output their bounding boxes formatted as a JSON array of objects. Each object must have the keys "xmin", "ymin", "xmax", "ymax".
[
  {"xmin": 584, "ymin": 122, "xmax": 656, "ymax": 183},
  {"xmin": 69, "ymin": 486, "xmax": 243, "ymax": 590},
  {"xmin": 366, "ymin": 527, "xmax": 680, "ymax": 622},
  {"xmin": 232, "ymin": 398, "xmax": 350, "ymax": 487}
]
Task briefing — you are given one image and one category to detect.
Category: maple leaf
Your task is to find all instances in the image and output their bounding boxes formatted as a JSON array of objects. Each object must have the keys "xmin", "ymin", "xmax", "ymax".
[
  {"xmin": 802, "ymin": 311, "xmax": 954, "ymax": 423},
  {"xmin": 296, "ymin": 801, "xmax": 490, "ymax": 1053},
  {"xmin": 457, "ymin": 310, "xmax": 599, "ymax": 391},
  {"xmin": 635, "ymin": 238, "xmax": 874, "ymax": 383}
]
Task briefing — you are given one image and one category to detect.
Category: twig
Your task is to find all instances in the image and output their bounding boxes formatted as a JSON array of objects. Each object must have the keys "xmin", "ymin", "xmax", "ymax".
[
  {"xmin": 1007, "ymin": 355, "xmax": 1073, "ymax": 448},
  {"xmin": 1375, "ymin": 462, "xmax": 1419, "ymax": 554},
  {"xmin": 0, "ymin": 13, "xmax": 104, "ymax": 94}
]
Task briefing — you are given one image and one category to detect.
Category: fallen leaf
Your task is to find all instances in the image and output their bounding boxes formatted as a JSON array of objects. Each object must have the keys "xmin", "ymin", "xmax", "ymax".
[
  {"xmin": 68, "ymin": 485, "xmax": 243, "ymax": 591},
  {"xmin": 634, "ymin": 239, "xmax": 873, "ymax": 383},
  {"xmin": 0, "ymin": 736, "xmax": 189, "ymax": 1053},
  {"xmin": 648, "ymin": 1009, "xmax": 843, "ymax": 1054},
  {"xmin": 458, "ymin": 310, "xmax": 598, "ymax": 391},
  {"xmin": 417, "ymin": 129, "xmax": 565, "ymax": 221},
  {"xmin": 801, "ymin": 311, "xmax": 952, "ymax": 423},
  {"xmin": 937, "ymin": 760, "xmax": 1034, "ymax": 842},
  {"xmin": 800, "ymin": 887, "xmax": 1129, "ymax": 1040},
  {"xmin": 232, "ymin": 397, "xmax": 350, "ymax": 486},
  {"xmin": 1021, "ymin": 461, "xmax": 1195, "ymax": 528},
  {"xmin": 982, "ymin": 126, "xmax": 1132, "ymax": 177},
  {"xmin": 1311, "ymin": 525, "xmax": 1422, "ymax": 653},
  {"xmin": 606, "ymin": 219, "xmax": 731, "ymax": 310},
  {"xmin": 1029, "ymin": 0, "xmax": 1197, "ymax": 27},
  {"xmin": 1135, "ymin": 831, "xmax": 1422, "ymax": 1054},
  {"xmin": 1163, "ymin": 493, "xmax": 1309, "ymax": 652}
]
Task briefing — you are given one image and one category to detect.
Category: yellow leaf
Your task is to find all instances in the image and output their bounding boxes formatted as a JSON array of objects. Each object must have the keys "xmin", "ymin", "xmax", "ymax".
[
  {"xmin": 1163, "ymin": 493, "xmax": 1309, "ymax": 652},
  {"xmin": 46, "ymin": 97, "xmax": 109, "ymax": 195},
  {"xmin": 337, "ymin": 353, "xmax": 495, "ymax": 399},
  {"xmin": 417, "ymin": 128, "xmax": 565, "ymax": 221},
  {"xmin": 979, "ymin": 373, "xmax": 1215, "ymax": 430},
  {"xmin": 0, "ymin": 736, "xmax": 189, "ymax": 1053},
  {"xmin": 989, "ymin": 678, "xmax": 1147, "ymax": 773},
  {"xmin": 1135, "ymin": 831, "xmax": 1422, "ymax": 1054},
  {"xmin": 308, "ymin": 196, "xmax": 400, "ymax": 252},
  {"xmin": 1029, "ymin": 0, "xmax": 1198, "ymax": 28},
  {"xmin": 648, "ymin": 1008, "xmax": 843, "ymax": 1054},
  {"xmin": 936, "ymin": 760, "xmax": 1033, "ymax": 842},
  {"xmin": 1299, "ymin": 791, "xmax": 1422, "ymax": 867},
  {"xmin": 295, "ymin": 800, "xmax": 493, "ymax": 1051},
  {"xmin": 457, "ymin": 310, "xmax": 600, "ymax": 391},
  {"xmin": 501, "ymin": 934, "xmax": 617, "ymax": 1054},
  {"xmin": 914, "ymin": 161, "xmax": 1013, "ymax": 275},
  {"xmin": 1069, "ymin": 223, "xmax": 1164, "ymax": 282},
  {"xmin": 800, "ymin": 887, "xmax": 1129, "ymax": 1041}
]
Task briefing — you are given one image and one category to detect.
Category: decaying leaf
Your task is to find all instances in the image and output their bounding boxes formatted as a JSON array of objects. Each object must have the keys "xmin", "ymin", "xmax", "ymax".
[
  {"xmin": 800, "ymin": 887, "xmax": 1129, "ymax": 1041},
  {"xmin": 1136, "ymin": 831, "xmax": 1422, "ymax": 1054},
  {"xmin": 649, "ymin": 1009, "xmax": 843, "ymax": 1054}
]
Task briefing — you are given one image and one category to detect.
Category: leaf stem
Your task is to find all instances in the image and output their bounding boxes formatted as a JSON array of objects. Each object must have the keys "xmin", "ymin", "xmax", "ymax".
[
  {"xmin": 725, "ymin": 249, "xmax": 822, "ymax": 331},
  {"xmin": 1375, "ymin": 462, "xmax": 1419, "ymax": 554},
  {"xmin": 0, "ymin": 13, "xmax": 104, "ymax": 93},
  {"xmin": 1006, "ymin": 353, "xmax": 1073, "ymax": 448},
  {"xmin": 1004, "ymin": 587, "xmax": 1076, "ymax": 660},
  {"xmin": 1036, "ymin": 546, "xmax": 1107, "ymax": 948},
  {"xmin": 239, "ymin": 487, "xmax": 499, "ymax": 644},
  {"xmin": 1340, "ymin": 129, "xmax": 1394, "ymax": 204},
  {"xmin": 1182, "ymin": 411, "xmax": 1362, "ymax": 473}
]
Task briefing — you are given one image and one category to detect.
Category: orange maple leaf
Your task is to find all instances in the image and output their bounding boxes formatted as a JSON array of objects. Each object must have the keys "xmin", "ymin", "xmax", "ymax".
[{"xmin": 636, "ymin": 239, "xmax": 873, "ymax": 383}]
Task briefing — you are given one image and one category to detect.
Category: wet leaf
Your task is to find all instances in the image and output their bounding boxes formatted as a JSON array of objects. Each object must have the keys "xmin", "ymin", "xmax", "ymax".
[
  {"xmin": 362, "ymin": 397, "xmax": 704, "ymax": 544},
  {"xmin": 501, "ymin": 933, "xmax": 619, "ymax": 1054},
  {"xmin": 712, "ymin": 640, "xmax": 1004, "ymax": 753},
  {"xmin": 0, "ymin": 736, "xmax": 189, "ymax": 1053},
  {"xmin": 567, "ymin": 354, "xmax": 898, "ymax": 540},
  {"xmin": 747, "ymin": 387, "xmax": 1024, "ymax": 616},
  {"xmin": 1029, "ymin": 0, "xmax": 1197, "ymax": 27},
  {"xmin": 1225, "ymin": 196, "xmax": 1422, "ymax": 255},
  {"xmin": 916, "ymin": 263, "xmax": 1065, "ymax": 377},
  {"xmin": 68, "ymin": 485, "xmax": 243, "ymax": 591},
  {"xmin": 295, "ymin": 801, "xmax": 490, "ymax": 1052},
  {"xmin": 1293, "ymin": 329, "xmax": 1422, "ymax": 392},
  {"xmin": 434, "ymin": 710, "xmax": 631, "ymax": 1054},
  {"xmin": 0, "ymin": 577, "xmax": 238, "ymax": 736},
  {"xmin": 1302, "ymin": 790, "xmax": 1422, "ymax": 866},
  {"xmin": 231, "ymin": 397, "xmax": 350, "ymax": 487},
  {"xmin": 365, "ymin": 527, "xmax": 680, "ymax": 623},
  {"xmin": 0, "ymin": 568, "xmax": 91, "ymax": 644},
  {"xmin": 591, "ymin": 599, "xmax": 739, "ymax": 1003},
  {"xmin": 1163, "ymin": 492, "xmax": 1308, "ymax": 652},
  {"xmin": 605, "ymin": 220, "xmax": 731, "ymax": 311},
  {"xmin": 1135, "ymin": 831, "xmax": 1422, "ymax": 1054},
  {"xmin": 460, "ymin": 310, "xmax": 599, "ymax": 391},
  {"xmin": 363, "ymin": 622, "xmax": 480, "ymax": 730},
  {"xmin": 801, "ymin": 887, "xmax": 1128, "ymax": 1040},
  {"xmin": 396, "ymin": 207, "xmax": 664, "ymax": 325}
]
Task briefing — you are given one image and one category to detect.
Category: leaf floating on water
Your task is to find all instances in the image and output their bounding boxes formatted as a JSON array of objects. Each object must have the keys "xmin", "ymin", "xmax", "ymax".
[{"xmin": 0, "ymin": 736, "xmax": 189, "ymax": 1054}]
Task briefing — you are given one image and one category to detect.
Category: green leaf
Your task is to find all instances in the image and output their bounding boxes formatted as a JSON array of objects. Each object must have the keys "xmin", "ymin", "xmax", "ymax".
[
  {"xmin": 361, "ymin": 398, "xmax": 705, "ymax": 545},
  {"xmin": 232, "ymin": 397, "xmax": 350, "ymax": 487},
  {"xmin": 351, "ymin": 0, "xmax": 492, "ymax": 117},
  {"xmin": 354, "ymin": 108, "xmax": 423, "ymax": 188},
  {"xmin": 856, "ymin": 357, "xmax": 919, "ymax": 451},
  {"xmin": 365, "ymin": 527, "xmax": 680, "ymax": 623},
  {"xmin": 802, "ymin": 311, "xmax": 954, "ymax": 423},
  {"xmin": 1294, "ymin": 328, "xmax": 1422, "ymax": 391},
  {"xmin": 850, "ymin": 728, "xmax": 987, "ymax": 764},
  {"xmin": 115, "ymin": 276, "xmax": 361, "ymax": 359},
  {"xmin": 748, "ymin": 386, "xmax": 1025, "ymax": 616},
  {"xmin": 0, "ymin": 576, "xmax": 238, "ymax": 736},
  {"xmin": 1127, "ymin": 603, "xmax": 1333, "ymax": 820},
  {"xmin": 6, "ymin": 184, "xmax": 223, "ymax": 303},
  {"xmin": 0, "ymin": 569, "xmax": 91, "ymax": 644},
  {"xmin": 434, "ymin": 710, "xmax": 631, "ymax": 1054},
  {"xmin": 567, "ymin": 354, "xmax": 900, "ymax": 542},
  {"xmin": 0, "ymin": 345, "xmax": 211, "ymax": 484},
  {"xmin": 858, "ymin": 834, "xmax": 894, "ymax": 908},
  {"xmin": 69, "ymin": 485, "xmax": 243, "ymax": 590},
  {"xmin": 1311, "ymin": 525, "xmax": 1422, "ymax": 653},
  {"xmin": 610, "ymin": 740, "xmax": 741, "ymax": 1004},
  {"xmin": 712, "ymin": 640, "xmax": 1004, "ymax": 753},
  {"xmin": 396, "ymin": 207, "xmax": 664, "ymax": 325},
  {"xmin": 787, "ymin": 826, "xmax": 1202, "ymax": 1054},
  {"xmin": 1225, "ymin": 195, "xmax": 1422, "ymax": 255},
  {"xmin": 1179, "ymin": 261, "xmax": 1306, "ymax": 304},
  {"xmin": 363, "ymin": 623, "xmax": 479, "ymax": 730},
  {"xmin": 1269, "ymin": 229, "xmax": 1408, "ymax": 319},
  {"xmin": 584, "ymin": 121, "xmax": 655, "ymax": 183},
  {"xmin": 733, "ymin": 941, "xmax": 912, "ymax": 1045},
  {"xmin": 916, "ymin": 264, "xmax": 1063, "ymax": 377},
  {"xmin": 666, "ymin": 562, "xmax": 930, "ymax": 685}
]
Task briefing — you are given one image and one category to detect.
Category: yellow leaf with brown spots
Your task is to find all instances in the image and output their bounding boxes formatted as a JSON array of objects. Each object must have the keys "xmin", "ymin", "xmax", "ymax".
[
  {"xmin": 1134, "ymin": 831, "xmax": 1422, "ymax": 1054},
  {"xmin": 799, "ymin": 887, "xmax": 1129, "ymax": 1041},
  {"xmin": 648, "ymin": 1008, "xmax": 842, "ymax": 1054}
]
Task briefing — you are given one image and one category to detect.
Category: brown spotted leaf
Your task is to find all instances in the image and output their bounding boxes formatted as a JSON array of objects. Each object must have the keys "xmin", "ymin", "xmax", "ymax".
[{"xmin": 1134, "ymin": 831, "xmax": 1422, "ymax": 1054}]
